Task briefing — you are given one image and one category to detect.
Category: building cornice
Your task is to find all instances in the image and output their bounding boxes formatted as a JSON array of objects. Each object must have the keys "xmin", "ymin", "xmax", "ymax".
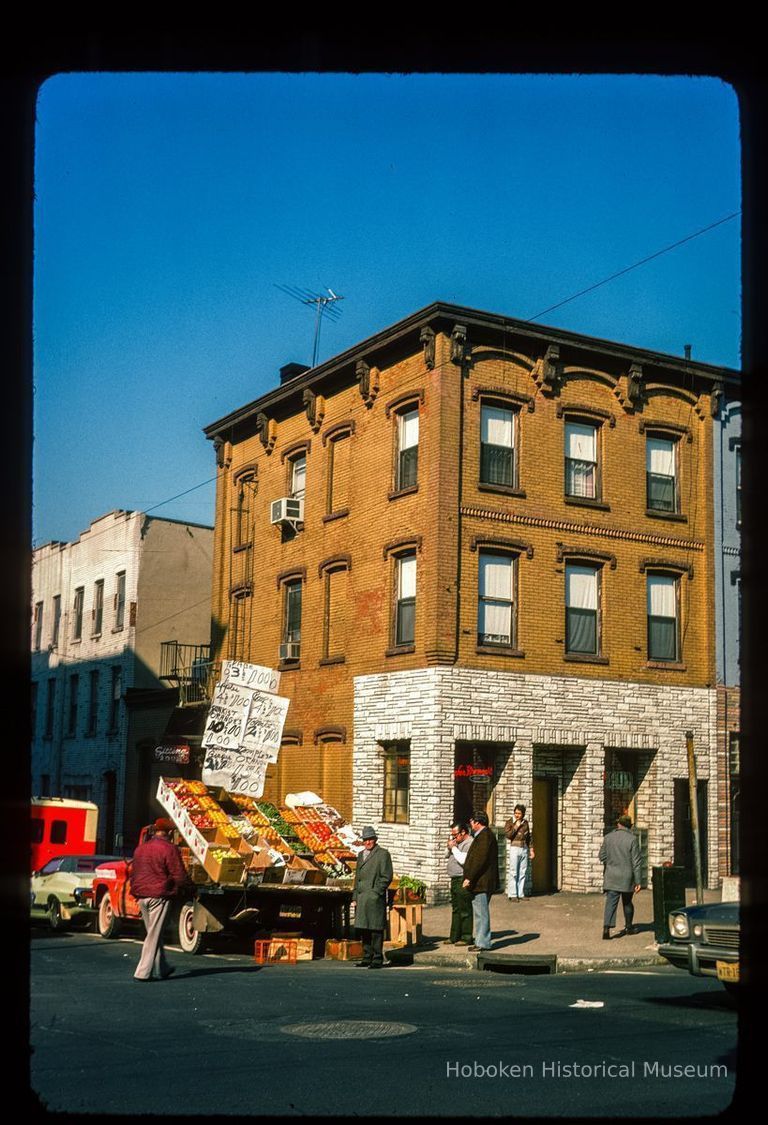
[{"xmin": 203, "ymin": 302, "xmax": 739, "ymax": 440}]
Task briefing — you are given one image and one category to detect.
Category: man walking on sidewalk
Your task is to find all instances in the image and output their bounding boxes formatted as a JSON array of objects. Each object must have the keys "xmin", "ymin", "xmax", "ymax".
[
  {"xmin": 131, "ymin": 818, "xmax": 191, "ymax": 981},
  {"xmin": 599, "ymin": 814, "xmax": 642, "ymax": 940},
  {"xmin": 462, "ymin": 811, "xmax": 499, "ymax": 951}
]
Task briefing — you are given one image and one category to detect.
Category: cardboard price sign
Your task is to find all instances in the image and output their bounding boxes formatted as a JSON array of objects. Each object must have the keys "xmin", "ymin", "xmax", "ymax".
[
  {"xmin": 201, "ymin": 681, "xmax": 252, "ymax": 750},
  {"xmin": 202, "ymin": 662, "xmax": 289, "ymax": 795},
  {"xmin": 221, "ymin": 660, "xmax": 280, "ymax": 695}
]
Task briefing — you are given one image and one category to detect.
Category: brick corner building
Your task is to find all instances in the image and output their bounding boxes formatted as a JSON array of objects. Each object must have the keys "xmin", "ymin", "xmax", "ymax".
[{"xmin": 203, "ymin": 303, "xmax": 739, "ymax": 900}]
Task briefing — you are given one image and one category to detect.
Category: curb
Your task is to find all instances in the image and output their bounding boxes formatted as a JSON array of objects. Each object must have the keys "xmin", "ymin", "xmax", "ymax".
[{"xmin": 385, "ymin": 948, "xmax": 668, "ymax": 973}]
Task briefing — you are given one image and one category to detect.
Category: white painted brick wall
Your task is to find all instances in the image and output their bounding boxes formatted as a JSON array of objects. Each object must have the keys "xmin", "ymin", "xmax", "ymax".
[{"xmin": 354, "ymin": 666, "xmax": 717, "ymax": 902}]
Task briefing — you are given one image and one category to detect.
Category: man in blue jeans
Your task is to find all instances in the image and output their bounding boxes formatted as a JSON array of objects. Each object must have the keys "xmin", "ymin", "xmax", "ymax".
[{"xmin": 462, "ymin": 811, "xmax": 499, "ymax": 951}]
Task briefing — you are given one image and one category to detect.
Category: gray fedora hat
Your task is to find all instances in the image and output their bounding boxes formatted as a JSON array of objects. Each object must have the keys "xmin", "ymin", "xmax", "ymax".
[{"xmin": 360, "ymin": 825, "xmax": 378, "ymax": 840}]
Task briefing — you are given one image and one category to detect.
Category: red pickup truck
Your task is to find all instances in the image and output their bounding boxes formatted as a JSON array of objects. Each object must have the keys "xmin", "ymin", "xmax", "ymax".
[{"xmin": 90, "ymin": 824, "xmax": 263, "ymax": 953}]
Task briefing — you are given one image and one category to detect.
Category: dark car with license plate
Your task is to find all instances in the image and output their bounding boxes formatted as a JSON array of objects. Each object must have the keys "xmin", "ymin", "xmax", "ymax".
[{"xmin": 658, "ymin": 901, "xmax": 740, "ymax": 992}]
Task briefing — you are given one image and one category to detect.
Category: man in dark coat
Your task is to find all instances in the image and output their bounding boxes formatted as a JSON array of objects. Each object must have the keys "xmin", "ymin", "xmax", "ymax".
[
  {"xmin": 131, "ymin": 817, "xmax": 191, "ymax": 981},
  {"xmin": 352, "ymin": 826, "xmax": 393, "ymax": 969},
  {"xmin": 598, "ymin": 814, "xmax": 642, "ymax": 940},
  {"xmin": 462, "ymin": 811, "xmax": 499, "ymax": 951}
]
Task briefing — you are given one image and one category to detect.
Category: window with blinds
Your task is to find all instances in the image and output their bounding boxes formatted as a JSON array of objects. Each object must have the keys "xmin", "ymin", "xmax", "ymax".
[
  {"xmin": 477, "ymin": 551, "xmax": 516, "ymax": 647},
  {"xmin": 565, "ymin": 421, "xmax": 598, "ymax": 499},
  {"xmin": 480, "ymin": 404, "xmax": 515, "ymax": 487},
  {"xmin": 646, "ymin": 436, "xmax": 677, "ymax": 512},
  {"xmin": 647, "ymin": 573, "xmax": 679, "ymax": 661},
  {"xmin": 565, "ymin": 563, "xmax": 599, "ymax": 655}
]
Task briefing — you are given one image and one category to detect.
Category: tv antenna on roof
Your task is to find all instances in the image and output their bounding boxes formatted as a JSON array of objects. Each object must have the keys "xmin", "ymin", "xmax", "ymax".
[{"xmin": 274, "ymin": 284, "xmax": 344, "ymax": 368}]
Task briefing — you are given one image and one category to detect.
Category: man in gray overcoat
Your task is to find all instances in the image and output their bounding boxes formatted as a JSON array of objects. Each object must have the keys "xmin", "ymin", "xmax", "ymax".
[
  {"xmin": 352, "ymin": 826, "xmax": 393, "ymax": 969},
  {"xmin": 598, "ymin": 814, "xmax": 642, "ymax": 940}
]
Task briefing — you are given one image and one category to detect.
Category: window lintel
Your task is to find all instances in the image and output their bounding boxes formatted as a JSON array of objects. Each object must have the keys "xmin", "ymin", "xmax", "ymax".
[
  {"xmin": 471, "ymin": 536, "xmax": 533, "ymax": 559},
  {"xmin": 275, "ymin": 567, "xmax": 307, "ymax": 590},
  {"xmin": 639, "ymin": 558, "xmax": 693, "ymax": 579},
  {"xmin": 321, "ymin": 420, "xmax": 355, "ymax": 446},
  {"xmin": 383, "ymin": 536, "xmax": 422, "ymax": 559},
  {"xmin": 384, "ymin": 389, "xmax": 425, "ymax": 418},
  {"xmin": 318, "ymin": 554, "xmax": 352, "ymax": 577},
  {"xmin": 280, "ymin": 440, "xmax": 311, "ymax": 464},
  {"xmin": 557, "ymin": 544, "xmax": 616, "ymax": 569},
  {"xmin": 558, "ymin": 404, "xmax": 616, "ymax": 428}
]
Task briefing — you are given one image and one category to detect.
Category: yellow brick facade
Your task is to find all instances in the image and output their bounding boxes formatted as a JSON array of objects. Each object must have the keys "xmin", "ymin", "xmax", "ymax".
[{"xmin": 206, "ymin": 305, "xmax": 726, "ymax": 821}]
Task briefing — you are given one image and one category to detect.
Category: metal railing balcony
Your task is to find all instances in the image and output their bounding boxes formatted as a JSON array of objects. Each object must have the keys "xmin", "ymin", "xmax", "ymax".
[{"xmin": 159, "ymin": 641, "xmax": 217, "ymax": 705}]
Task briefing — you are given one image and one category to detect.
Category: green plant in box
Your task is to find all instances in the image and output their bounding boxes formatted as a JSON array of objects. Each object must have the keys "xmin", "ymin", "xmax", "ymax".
[{"xmin": 396, "ymin": 875, "xmax": 426, "ymax": 903}]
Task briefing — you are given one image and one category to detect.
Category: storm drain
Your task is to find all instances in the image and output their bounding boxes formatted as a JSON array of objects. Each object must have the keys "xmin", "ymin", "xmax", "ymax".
[
  {"xmin": 477, "ymin": 952, "xmax": 557, "ymax": 976},
  {"xmin": 281, "ymin": 1020, "xmax": 417, "ymax": 1039},
  {"xmin": 429, "ymin": 976, "xmax": 521, "ymax": 988}
]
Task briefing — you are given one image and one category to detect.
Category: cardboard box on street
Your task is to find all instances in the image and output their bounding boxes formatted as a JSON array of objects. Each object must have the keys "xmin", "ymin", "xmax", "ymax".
[{"xmin": 203, "ymin": 850, "xmax": 245, "ymax": 885}]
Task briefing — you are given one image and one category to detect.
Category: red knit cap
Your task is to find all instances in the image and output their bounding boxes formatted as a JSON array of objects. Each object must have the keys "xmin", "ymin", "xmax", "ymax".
[{"xmin": 154, "ymin": 817, "xmax": 174, "ymax": 832}]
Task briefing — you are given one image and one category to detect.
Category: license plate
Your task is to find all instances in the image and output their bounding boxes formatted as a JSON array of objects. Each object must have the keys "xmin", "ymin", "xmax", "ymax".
[{"xmin": 716, "ymin": 960, "xmax": 739, "ymax": 983}]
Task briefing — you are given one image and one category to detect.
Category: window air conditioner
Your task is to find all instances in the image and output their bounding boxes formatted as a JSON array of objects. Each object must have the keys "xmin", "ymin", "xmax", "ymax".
[
  {"xmin": 279, "ymin": 642, "xmax": 301, "ymax": 662},
  {"xmin": 270, "ymin": 497, "xmax": 304, "ymax": 525}
]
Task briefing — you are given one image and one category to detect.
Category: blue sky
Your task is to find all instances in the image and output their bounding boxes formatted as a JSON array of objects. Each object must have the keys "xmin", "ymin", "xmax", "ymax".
[{"xmin": 33, "ymin": 73, "xmax": 741, "ymax": 546}]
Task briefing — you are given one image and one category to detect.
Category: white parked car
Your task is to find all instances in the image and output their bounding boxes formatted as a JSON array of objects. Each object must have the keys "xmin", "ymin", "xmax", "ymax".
[{"xmin": 31, "ymin": 854, "xmax": 122, "ymax": 931}]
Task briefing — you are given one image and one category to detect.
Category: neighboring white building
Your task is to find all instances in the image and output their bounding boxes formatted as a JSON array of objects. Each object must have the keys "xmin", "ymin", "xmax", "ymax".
[{"xmin": 31, "ymin": 510, "xmax": 213, "ymax": 851}]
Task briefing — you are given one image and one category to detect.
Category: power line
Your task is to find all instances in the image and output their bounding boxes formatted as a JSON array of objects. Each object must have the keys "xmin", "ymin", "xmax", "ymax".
[
  {"xmin": 32, "ymin": 475, "xmax": 217, "ymax": 556},
  {"xmin": 525, "ymin": 211, "xmax": 741, "ymax": 323}
]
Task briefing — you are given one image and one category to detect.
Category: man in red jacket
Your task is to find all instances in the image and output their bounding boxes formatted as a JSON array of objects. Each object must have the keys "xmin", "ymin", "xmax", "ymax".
[{"xmin": 131, "ymin": 818, "xmax": 190, "ymax": 982}]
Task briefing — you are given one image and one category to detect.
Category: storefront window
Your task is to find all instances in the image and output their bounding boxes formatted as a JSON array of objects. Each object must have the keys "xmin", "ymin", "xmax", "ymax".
[{"xmin": 383, "ymin": 742, "xmax": 410, "ymax": 824}]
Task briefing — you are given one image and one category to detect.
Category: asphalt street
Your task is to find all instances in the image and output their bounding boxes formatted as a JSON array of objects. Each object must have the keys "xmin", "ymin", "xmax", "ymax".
[{"xmin": 29, "ymin": 928, "xmax": 737, "ymax": 1118}]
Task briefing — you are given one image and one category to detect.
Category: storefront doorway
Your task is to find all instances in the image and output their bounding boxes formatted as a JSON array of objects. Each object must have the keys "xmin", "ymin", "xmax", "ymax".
[
  {"xmin": 531, "ymin": 776, "xmax": 557, "ymax": 893},
  {"xmin": 453, "ymin": 743, "xmax": 508, "ymax": 827}
]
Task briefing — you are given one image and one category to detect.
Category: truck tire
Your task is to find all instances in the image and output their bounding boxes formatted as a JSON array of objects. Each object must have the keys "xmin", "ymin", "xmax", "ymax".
[
  {"xmin": 177, "ymin": 901, "xmax": 205, "ymax": 955},
  {"xmin": 98, "ymin": 893, "xmax": 122, "ymax": 939}
]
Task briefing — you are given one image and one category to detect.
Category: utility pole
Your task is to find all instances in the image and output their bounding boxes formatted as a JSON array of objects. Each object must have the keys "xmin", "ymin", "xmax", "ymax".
[{"xmin": 685, "ymin": 730, "xmax": 704, "ymax": 904}]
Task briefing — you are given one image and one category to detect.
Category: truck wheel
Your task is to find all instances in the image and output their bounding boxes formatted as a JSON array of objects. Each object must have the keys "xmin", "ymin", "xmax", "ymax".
[
  {"xmin": 47, "ymin": 897, "xmax": 66, "ymax": 932},
  {"xmin": 98, "ymin": 894, "xmax": 122, "ymax": 939},
  {"xmin": 178, "ymin": 902, "xmax": 205, "ymax": 955}
]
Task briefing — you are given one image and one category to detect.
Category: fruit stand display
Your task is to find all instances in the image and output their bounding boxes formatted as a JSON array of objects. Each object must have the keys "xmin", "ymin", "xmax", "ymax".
[{"xmin": 152, "ymin": 778, "xmax": 364, "ymax": 954}]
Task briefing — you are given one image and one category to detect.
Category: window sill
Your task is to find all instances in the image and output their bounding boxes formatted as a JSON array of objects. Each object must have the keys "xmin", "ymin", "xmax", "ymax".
[
  {"xmin": 278, "ymin": 661, "xmax": 301, "ymax": 673},
  {"xmin": 476, "ymin": 645, "xmax": 525, "ymax": 658},
  {"xmin": 564, "ymin": 496, "xmax": 610, "ymax": 511},
  {"xmin": 319, "ymin": 655, "xmax": 346, "ymax": 667},
  {"xmin": 385, "ymin": 644, "xmax": 415, "ymax": 657},
  {"xmin": 564, "ymin": 653, "xmax": 609, "ymax": 665},
  {"xmin": 477, "ymin": 482, "xmax": 527, "ymax": 499},
  {"xmin": 71, "ymin": 638, "xmax": 82, "ymax": 645},
  {"xmin": 322, "ymin": 508, "xmax": 350, "ymax": 524},
  {"xmin": 645, "ymin": 509, "xmax": 687, "ymax": 523},
  {"xmin": 91, "ymin": 633, "xmax": 102, "ymax": 640},
  {"xmin": 388, "ymin": 484, "xmax": 418, "ymax": 501},
  {"xmin": 644, "ymin": 660, "xmax": 687, "ymax": 671},
  {"xmin": 111, "ymin": 627, "xmax": 125, "ymax": 634},
  {"xmin": 232, "ymin": 543, "xmax": 252, "ymax": 554}
]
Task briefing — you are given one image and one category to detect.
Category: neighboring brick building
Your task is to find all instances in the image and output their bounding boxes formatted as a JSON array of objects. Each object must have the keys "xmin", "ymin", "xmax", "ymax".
[
  {"xmin": 203, "ymin": 303, "xmax": 738, "ymax": 899},
  {"xmin": 713, "ymin": 382, "xmax": 741, "ymax": 880},
  {"xmin": 31, "ymin": 510, "xmax": 214, "ymax": 850}
]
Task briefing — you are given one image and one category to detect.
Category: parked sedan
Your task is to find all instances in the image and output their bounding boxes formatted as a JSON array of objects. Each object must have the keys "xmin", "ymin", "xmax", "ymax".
[
  {"xmin": 31, "ymin": 855, "xmax": 122, "ymax": 931},
  {"xmin": 658, "ymin": 901, "xmax": 740, "ymax": 992}
]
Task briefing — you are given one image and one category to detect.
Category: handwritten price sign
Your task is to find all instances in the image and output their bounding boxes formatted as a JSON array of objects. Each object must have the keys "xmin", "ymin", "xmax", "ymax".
[{"xmin": 201, "ymin": 662, "xmax": 289, "ymax": 794}]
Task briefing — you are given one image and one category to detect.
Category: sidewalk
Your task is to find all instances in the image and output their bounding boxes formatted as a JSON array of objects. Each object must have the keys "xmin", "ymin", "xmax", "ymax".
[{"xmin": 385, "ymin": 887, "xmax": 721, "ymax": 973}]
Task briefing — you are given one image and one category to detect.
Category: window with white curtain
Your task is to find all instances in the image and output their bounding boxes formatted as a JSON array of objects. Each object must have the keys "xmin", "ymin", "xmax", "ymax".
[
  {"xmin": 395, "ymin": 552, "xmax": 416, "ymax": 646},
  {"xmin": 565, "ymin": 563, "xmax": 599, "ymax": 654},
  {"xmin": 646, "ymin": 436, "xmax": 677, "ymax": 512},
  {"xmin": 290, "ymin": 454, "xmax": 307, "ymax": 500},
  {"xmin": 565, "ymin": 421, "xmax": 598, "ymax": 499},
  {"xmin": 480, "ymin": 404, "xmax": 515, "ymax": 487},
  {"xmin": 396, "ymin": 408, "xmax": 419, "ymax": 490},
  {"xmin": 647, "ymin": 573, "xmax": 679, "ymax": 661},
  {"xmin": 477, "ymin": 551, "xmax": 515, "ymax": 646}
]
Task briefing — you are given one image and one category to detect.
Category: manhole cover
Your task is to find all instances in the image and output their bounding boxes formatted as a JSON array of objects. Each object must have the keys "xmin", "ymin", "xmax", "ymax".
[{"xmin": 282, "ymin": 1020, "xmax": 417, "ymax": 1039}]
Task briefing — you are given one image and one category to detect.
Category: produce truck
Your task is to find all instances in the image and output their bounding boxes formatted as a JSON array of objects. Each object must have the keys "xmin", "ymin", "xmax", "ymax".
[
  {"xmin": 31, "ymin": 797, "xmax": 99, "ymax": 871},
  {"xmin": 91, "ymin": 778, "xmax": 358, "ymax": 955}
]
